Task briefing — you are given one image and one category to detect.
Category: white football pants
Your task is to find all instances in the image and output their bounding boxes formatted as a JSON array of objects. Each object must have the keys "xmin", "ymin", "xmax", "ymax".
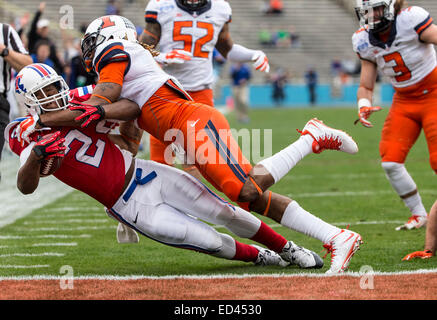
[{"xmin": 107, "ymin": 159, "xmax": 261, "ymax": 254}]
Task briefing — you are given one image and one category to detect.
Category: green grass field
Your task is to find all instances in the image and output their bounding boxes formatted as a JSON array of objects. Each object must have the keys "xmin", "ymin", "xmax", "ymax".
[{"xmin": 1, "ymin": 107, "xmax": 436, "ymax": 277}]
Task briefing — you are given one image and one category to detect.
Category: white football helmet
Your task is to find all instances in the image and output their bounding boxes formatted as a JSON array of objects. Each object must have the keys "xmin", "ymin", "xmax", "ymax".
[
  {"xmin": 355, "ymin": 0, "xmax": 395, "ymax": 32},
  {"xmin": 14, "ymin": 63, "xmax": 69, "ymax": 114},
  {"xmin": 81, "ymin": 15, "xmax": 137, "ymax": 72}
]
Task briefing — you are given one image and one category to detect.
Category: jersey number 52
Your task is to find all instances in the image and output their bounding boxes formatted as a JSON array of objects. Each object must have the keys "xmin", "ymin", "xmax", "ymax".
[{"xmin": 173, "ymin": 21, "xmax": 214, "ymax": 58}]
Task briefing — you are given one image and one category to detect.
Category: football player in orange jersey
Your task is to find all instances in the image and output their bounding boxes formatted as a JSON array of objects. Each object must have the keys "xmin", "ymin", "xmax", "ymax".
[
  {"xmin": 354, "ymin": 0, "xmax": 437, "ymax": 230},
  {"xmin": 141, "ymin": 0, "xmax": 269, "ymax": 176},
  {"xmin": 17, "ymin": 15, "xmax": 364, "ymax": 273}
]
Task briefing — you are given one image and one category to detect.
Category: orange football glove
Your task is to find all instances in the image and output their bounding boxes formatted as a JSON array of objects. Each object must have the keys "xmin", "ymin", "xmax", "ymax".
[
  {"xmin": 402, "ymin": 250, "xmax": 433, "ymax": 261},
  {"xmin": 354, "ymin": 106, "xmax": 382, "ymax": 128}
]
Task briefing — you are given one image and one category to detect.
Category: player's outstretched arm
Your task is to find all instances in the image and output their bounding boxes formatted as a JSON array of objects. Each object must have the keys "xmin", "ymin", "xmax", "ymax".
[
  {"xmin": 355, "ymin": 59, "xmax": 381, "ymax": 128},
  {"xmin": 216, "ymin": 23, "xmax": 269, "ymax": 73}
]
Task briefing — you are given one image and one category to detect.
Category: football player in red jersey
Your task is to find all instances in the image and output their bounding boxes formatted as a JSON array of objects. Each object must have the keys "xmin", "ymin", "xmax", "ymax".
[{"xmin": 9, "ymin": 63, "xmax": 326, "ymax": 268}]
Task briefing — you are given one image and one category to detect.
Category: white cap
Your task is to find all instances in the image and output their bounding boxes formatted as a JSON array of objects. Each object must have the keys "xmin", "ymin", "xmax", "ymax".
[{"xmin": 37, "ymin": 19, "xmax": 49, "ymax": 29}]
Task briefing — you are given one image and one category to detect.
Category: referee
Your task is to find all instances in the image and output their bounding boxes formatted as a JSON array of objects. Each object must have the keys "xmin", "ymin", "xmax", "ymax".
[{"xmin": 0, "ymin": 23, "xmax": 32, "ymax": 175}]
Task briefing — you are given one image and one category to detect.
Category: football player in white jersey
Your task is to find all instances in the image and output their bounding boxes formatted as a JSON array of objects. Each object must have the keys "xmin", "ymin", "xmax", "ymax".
[
  {"xmin": 141, "ymin": 0, "xmax": 269, "ymax": 170},
  {"xmin": 353, "ymin": 0, "xmax": 437, "ymax": 230}
]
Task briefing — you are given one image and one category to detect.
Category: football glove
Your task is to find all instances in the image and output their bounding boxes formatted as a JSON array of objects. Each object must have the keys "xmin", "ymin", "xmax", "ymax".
[
  {"xmin": 354, "ymin": 101, "xmax": 382, "ymax": 128},
  {"xmin": 402, "ymin": 250, "xmax": 433, "ymax": 261},
  {"xmin": 155, "ymin": 49, "xmax": 192, "ymax": 65},
  {"xmin": 16, "ymin": 110, "xmax": 45, "ymax": 146},
  {"xmin": 69, "ymin": 102, "xmax": 106, "ymax": 128},
  {"xmin": 32, "ymin": 131, "xmax": 66, "ymax": 160},
  {"xmin": 252, "ymin": 50, "xmax": 270, "ymax": 73}
]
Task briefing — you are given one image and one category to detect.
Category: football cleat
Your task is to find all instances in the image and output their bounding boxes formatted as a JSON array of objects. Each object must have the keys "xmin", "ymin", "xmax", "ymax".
[
  {"xmin": 116, "ymin": 222, "xmax": 139, "ymax": 244},
  {"xmin": 298, "ymin": 118, "xmax": 358, "ymax": 154},
  {"xmin": 253, "ymin": 245, "xmax": 290, "ymax": 267},
  {"xmin": 280, "ymin": 241, "xmax": 324, "ymax": 269},
  {"xmin": 395, "ymin": 215, "xmax": 428, "ymax": 231},
  {"xmin": 323, "ymin": 229, "xmax": 362, "ymax": 274}
]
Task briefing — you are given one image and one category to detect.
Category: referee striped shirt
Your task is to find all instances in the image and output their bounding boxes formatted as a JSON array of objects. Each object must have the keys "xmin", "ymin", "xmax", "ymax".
[{"xmin": 0, "ymin": 23, "xmax": 28, "ymax": 94}]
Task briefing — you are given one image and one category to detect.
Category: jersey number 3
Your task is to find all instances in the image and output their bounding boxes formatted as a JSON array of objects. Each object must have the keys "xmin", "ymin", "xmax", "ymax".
[
  {"xmin": 383, "ymin": 52, "xmax": 412, "ymax": 82},
  {"xmin": 173, "ymin": 21, "xmax": 214, "ymax": 58}
]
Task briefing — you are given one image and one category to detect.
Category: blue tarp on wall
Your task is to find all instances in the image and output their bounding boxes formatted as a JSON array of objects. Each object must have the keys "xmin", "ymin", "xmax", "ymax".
[{"xmin": 215, "ymin": 83, "xmax": 395, "ymax": 107}]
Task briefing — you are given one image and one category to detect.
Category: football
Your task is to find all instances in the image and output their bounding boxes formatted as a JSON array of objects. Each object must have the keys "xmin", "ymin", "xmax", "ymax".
[{"xmin": 39, "ymin": 156, "xmax": 63, "ymax": 177}]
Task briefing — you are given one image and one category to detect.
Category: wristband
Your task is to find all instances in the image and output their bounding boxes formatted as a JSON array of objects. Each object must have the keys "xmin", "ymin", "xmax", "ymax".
[{"xmin": 358, "ymin": 98, "xmax": 372, "ymax": 109}]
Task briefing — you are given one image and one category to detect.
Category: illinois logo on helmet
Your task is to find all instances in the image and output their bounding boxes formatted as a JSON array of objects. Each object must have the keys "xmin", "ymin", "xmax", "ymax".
[{"xmin": 81, "ymin": 15, "xmax": 137, "ymax": 73}]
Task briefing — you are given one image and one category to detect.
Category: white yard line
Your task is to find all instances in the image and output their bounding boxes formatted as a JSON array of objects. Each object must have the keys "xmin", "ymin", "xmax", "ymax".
[
  {"xmin": 23, "ymin": 219, "xmax": 109, "ymax": 225},
  {"xmin": 0, "ymin": 234, "xmax": 91, "ymax": 239},
  {"xmin": 1, "ymin": 268, "xmax": 437, "ymax": 280},
  {"xmin": 28, "ymin": 213, "xmax": 104, "ymax": 218},
  {"xmin": 38, "ymin": 207, "xmax": 103, "ymax": 213},
  {"xmin": 31, "ymin": 242, "xmax": 77, "ymax": 247},
  {"xmin": 286, "ymin": 189, "xmax": 436, "ymax": 198},
  {"xmin": 12, "ymin": 226, "xmax": 116, "ymax": 232},
  {"xmin": 0, "ymin": 253, "xmax": 65, "ymax": 258},
  {"xmin": 0, "ymin": 265, "xmax": 50, "ymax": 269}
]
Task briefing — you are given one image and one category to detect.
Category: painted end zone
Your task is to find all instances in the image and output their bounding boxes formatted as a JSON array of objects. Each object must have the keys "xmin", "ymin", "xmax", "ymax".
[{"xmin": 1, "ymin": 274, "xmax": 437, "ymax": 299}]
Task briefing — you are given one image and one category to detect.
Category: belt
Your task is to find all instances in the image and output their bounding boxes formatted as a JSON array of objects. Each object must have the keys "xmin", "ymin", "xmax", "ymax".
[{"xmin": 122, "ymin": 168, "xmax": 157, "ymax": 203}]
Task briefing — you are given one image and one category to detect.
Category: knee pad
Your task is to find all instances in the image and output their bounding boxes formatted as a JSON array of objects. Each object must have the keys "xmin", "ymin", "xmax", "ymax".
[{"xmin": 381, "ymin": 161, "xmax": 404, "ymax": 175}]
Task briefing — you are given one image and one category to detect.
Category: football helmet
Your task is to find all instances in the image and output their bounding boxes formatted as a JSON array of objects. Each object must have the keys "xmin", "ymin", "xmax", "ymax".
[
  {"xmin": 176, "ymin": 0, "xmax": 210, "ymax": 11},
  {"xmin": 14, "ymin": 63, "xmax": 69, "ymax": 114},
  {"xmin": 81, "ymin": 15, "xmax": 137, "ymax": 72},
  {"xmin": 355, "ymin": 0, "xmax": 395, "ymax": 32}
]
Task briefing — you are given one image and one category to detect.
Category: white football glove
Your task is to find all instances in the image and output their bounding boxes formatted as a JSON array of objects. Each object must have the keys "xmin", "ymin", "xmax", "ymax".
[
  {"xmin": 155, "ymin": 49, "xmax": 193, "ymax": 65},
  {"xmin": 252, "ymin": 50, "xmax": 270, "ymax": 73},
  {"xmin": 16, "ymin": 109, "xmax": 42, "ymax": 146}
]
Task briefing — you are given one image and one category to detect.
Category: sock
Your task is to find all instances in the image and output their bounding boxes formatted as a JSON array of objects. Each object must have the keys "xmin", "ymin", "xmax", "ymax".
[
  {"xmin": 250, "ymin": 221, "xmax": 288, "ymax": 252},
  {"xmin": 232, "ymin": 240, "xmax": 260, "ymax": 262},
  {"xmin": 280, "ymin": 201, "xmax": 340, "ymax": 244},
  {"xmin": 381, "ymin": 162, "xmax": 427, "ymax": 216},
  {"xmin": 404, "ymin": 193, "xmax": 427, "ymax": 216},
  {"xmin": 258, "ymin": 135, "xmax": 313, "ymax": 183}
]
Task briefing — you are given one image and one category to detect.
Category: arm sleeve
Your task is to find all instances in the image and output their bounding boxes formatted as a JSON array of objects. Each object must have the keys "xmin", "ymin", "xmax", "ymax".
[
  {"xmin": 94, "ymin": 42, "xmax": 130, "ymax": 74},
  {"xmin": 8, "ymin": 26, "xmax": 28, "ymax": 54},
  {"xmin": 144, "ymin": 0, "xmax": 159, "ymax": 23},
  {"xmin": 98, "ymin": 61, "xmax": 129, "ymax": 86}
]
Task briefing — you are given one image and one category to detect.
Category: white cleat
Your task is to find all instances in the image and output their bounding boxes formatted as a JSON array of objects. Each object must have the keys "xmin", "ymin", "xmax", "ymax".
[
  {"xmin": 253, "ymin": 245, "xmax": 290, "ymax": 267},
  {"xmin": 395, "ymin": 215, "xmax": 428, "ymax": 231},
  {"xmin": 116, "ymin": 222, "xmax": 140, "ymax": 244},
  {"xmin": 298, "ymin": 118, "xmax": 359, "ymax": 154},
  {"xmin": 280, "ymin": 241, "xmax": 324, "ymax": 269},
  {"xmin": 324, "ymin": 229, "xmax": 362, "ymax": 274}
]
